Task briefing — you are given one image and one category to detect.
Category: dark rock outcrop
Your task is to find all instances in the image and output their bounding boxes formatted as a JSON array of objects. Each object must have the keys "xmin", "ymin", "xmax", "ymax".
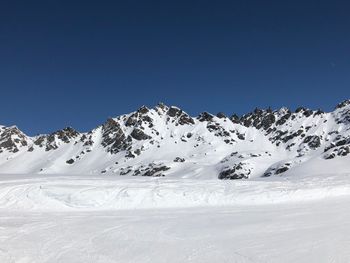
[
  {"xmin": 174, "ymin": 157, "xmax": 185, "ymax": 162},
  {"xmin": 167, "ymin": 107, "xmax": 195, "ymax": 125},
  {"xmin": 198, "ymin": 112, "xmax": 214, "ymax": 122},
  {"xmin": 101, "ymin": 118, "xmax": 129, "ymax": 154},
  {"xmin": 130, "ymin": 128, "xmax": 151, "ymax": 141},
  {"xmin": 335, "ymin": 99, "xmax": 350, "ymax": 109},
  {"xmin": 218, "ymin": 163, "xmax": 251, "ymax": 180},
  {"xmin": 303, "ymin": 135, "xmax": 321, "ymax": 149},
  {"xmin": 0, "ymin": 126, "xmax": 29, "ymax": 153}
]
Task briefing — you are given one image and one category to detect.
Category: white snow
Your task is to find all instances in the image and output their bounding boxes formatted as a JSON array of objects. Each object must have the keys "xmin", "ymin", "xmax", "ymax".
[
  {"xmin": 0, "ymin": 173, "xmax": 350, "ymax": 262},
  {"xmin": 0, "ymin": 173, "xmax": 350, "ymax": 211}
]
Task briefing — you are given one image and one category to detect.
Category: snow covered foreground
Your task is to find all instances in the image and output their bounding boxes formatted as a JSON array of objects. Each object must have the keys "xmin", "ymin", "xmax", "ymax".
[
  {"xmin": 1, "ymin": 174, "xmax": 350, "ymax": 262},
  {"xmin": 1, "ymin": 174, "xmax": 350, "ymax": 211}
]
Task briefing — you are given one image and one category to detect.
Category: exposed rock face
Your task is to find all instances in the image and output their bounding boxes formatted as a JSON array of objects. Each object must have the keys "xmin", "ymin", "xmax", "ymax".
[
  {"xmin": 216, "ymin": 112, "xmax": 227, "ymax": 119},
  {"xmin": 0, "ymin": 126, "xmax": 29, "ymax": 153},
  {"xmin": 167, "ymin": 107, "xmax": 195, "ymax": 125},
  {"xmin": 324, "ymin": 145, "xmax": 350, "ymax": 159},
  {"xmin": 45, "ymin": 127, "xmax": 80, "ymax": 151},
  {"xmin": 303, "ymin": 135, "xmax": 321, "ymax": 149},
  {"xmin": 218, "ymin": 162, "xmax": 251, "ymax": 180},
  {"xmin": 229, "ymin": 114, "xmax": 239, "ymax": 123},
  {"xmin": 137, "ymin": 105, "xmax": 149, "ymax": 115},
  {"xmin": 66, "ymin": 159, "xmax": 75, "ymax": 164},
  {"xmin": 231, "ymin": 105, "xmax": 331, "ymax": 156},
  {"xmin": 34, "ymin": 136, "xmax": 46, "ymax": 147},
  {"xmin": 263, "ymin": 162, "xmax": 292, "ymax": 177},
  {"xmin": 125, "ymin": 106, "xmax": 153, "ymax": 128},
  {"xmin": 335, "ymin": 99, "xmax": 350, "ymax": 109},
  {"xmin": 334, "ymin": 102, "xmax": 350, "ymax": 125},
  {"xmin": 101, "ymin": 118, "xmax": 128, "ymax": 154},
  {"xmin": 198, "ymin": 112, "xmax": 214, "ymax": 122},
  {"xmin": 142, "ymin": 165, "xmax": 170, "ymax": 177},
  {"xmin": 32, "ymin": 127, "xmax": 80, "ymax": 151},
  {"xmin": 240, "ymin": 108, "xmax": 276, "ymax": 131},
  {"xmin": 174, "ymin": 157, "xmax": 185, "ymax": 162},
  {"xmin": 130, "ymin": 128, "xmax": 151, "ymax": 141},
  {"xmin": 276, "ymin": 112, "xmax": 291, "ymax": 126},
  {"xmin": 119, "ymin": 163, "xmax": 170, "ymax": 177}
]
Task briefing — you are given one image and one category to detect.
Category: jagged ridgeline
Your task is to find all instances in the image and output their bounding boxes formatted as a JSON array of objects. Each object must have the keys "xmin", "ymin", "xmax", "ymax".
[{"xmin": 1, "ymin": 100, "xmax": 350, "ymax": 178}]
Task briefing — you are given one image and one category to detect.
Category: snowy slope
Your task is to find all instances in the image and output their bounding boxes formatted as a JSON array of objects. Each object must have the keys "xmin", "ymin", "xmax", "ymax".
[{"xmin": 1, "ymin": 100, "xmax": 350, "ymax": 179}]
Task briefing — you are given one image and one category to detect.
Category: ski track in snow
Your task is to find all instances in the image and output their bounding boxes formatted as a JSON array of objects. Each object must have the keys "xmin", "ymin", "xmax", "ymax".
[
  {"xmin": 0, "ymin": 173, "xmax": 350, "ymax": 211},
  {"xmin": 0, "ymin": 173, "xmax": 350, "ymax": 262},
  {"xmin": 1, "ymin": 198, "xmax": 350, "ymax": 263}
]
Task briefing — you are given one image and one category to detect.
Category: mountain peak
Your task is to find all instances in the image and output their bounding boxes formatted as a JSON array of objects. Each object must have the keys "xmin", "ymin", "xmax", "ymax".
[
  {"xmin": 136, "ymin": 105, "xmax": 150, "ymax": 114},
  {"xmin": 335, "ymin": 99, "xmax": 350, "ymax": 109}
]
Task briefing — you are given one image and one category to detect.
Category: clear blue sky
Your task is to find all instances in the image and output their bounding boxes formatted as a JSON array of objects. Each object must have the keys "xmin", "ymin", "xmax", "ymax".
[{"xmin": 0, "ymin": 0, "xmax": 349, "ymax": 135}]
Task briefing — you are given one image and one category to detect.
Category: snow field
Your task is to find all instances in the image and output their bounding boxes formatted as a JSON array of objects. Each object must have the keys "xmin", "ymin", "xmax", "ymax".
[{"xmin": 0, "ymin": 173, "xmax": 350, "ymax": 211}]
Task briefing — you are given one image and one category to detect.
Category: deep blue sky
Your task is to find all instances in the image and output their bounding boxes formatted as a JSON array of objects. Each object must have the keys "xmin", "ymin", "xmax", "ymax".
[{"xmin": 1, "ymin": 0, "xmax": 349, "ymax": 135}]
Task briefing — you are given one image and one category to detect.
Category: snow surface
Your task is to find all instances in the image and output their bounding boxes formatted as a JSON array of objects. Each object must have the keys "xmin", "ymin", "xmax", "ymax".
[{"xmin": 1, "ymin": 173, "xmax": 350, "ymax": 262}]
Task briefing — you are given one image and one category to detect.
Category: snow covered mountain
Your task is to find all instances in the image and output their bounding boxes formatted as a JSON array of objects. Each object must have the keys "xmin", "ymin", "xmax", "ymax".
[{"xmin": 1, "ymin": 100, "xmax": 350, "ymax": 178}]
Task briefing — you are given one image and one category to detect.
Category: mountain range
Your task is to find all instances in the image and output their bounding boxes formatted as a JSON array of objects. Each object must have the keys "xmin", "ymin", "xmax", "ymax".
[{"xmin": 1, "ymin": 100, "xmax": 350, "ymax": 179}]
